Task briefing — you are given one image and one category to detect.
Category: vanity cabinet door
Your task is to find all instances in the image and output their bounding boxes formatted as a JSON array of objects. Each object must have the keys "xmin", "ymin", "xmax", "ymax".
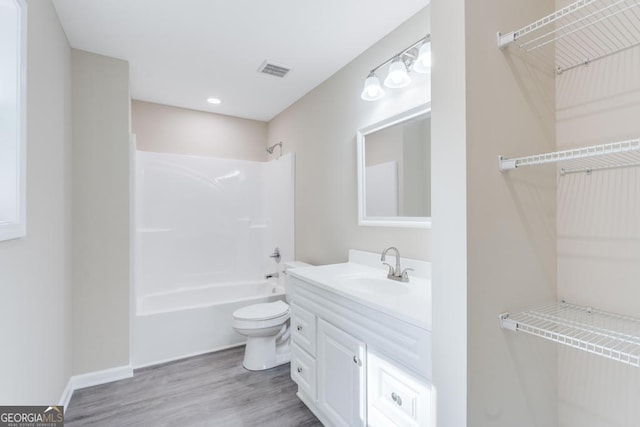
[{"xmin": 317, "ymin": 319, "xmax": 366, "ymax": 427}]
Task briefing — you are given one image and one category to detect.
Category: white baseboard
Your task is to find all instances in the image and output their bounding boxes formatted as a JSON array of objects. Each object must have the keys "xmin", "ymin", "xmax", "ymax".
[
  {"xmin": 58, "ymin": 365, "xmax": 133, "ymax": 413},
  {"xmin": 71, "ymin": 365, "xmax": 133, "ymax": 390},
  {"xmin": 58, "ymin": 379, "xmax": 74, "ymax": 412}
]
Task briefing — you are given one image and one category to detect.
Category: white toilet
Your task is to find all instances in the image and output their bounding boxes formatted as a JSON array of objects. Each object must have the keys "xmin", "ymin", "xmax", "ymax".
[{"xmin": 232, "ymin": 261, "xmax": 311, "ymax": 370}]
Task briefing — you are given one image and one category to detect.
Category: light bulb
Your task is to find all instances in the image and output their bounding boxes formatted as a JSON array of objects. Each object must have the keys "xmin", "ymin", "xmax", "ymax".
[
  {"xmin": 361, "ymin": 73, "xmax": 385, "ymax": 101},
  {"xmin": 413, "ymin": 42, "xmax": 431, "ymax": 73},
  {"xmin": 384, "ymin": 57, "xmax": 411, "ymax": 88}
]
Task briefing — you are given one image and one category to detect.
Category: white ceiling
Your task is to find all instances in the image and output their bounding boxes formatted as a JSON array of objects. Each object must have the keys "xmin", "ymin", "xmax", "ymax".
[{"xmin": 52, "ymin": 0, "xmax": 429, "ymax": 122}]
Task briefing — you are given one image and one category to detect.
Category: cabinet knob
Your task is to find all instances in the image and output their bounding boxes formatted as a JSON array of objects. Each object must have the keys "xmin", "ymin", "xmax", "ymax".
[
  {"xmin": 296, "ymin": 325, "xmax": 303, "ymax": 331},
  {"xmin": 353, "ymin": 355, "xmax": 361, "ymax": 366},
  {"xmin": 391, "ymin": 392, "xmax": 403, "ymax": 406},
  {"xmin": 297, "ymin": 366, "xmax": 303, "ymax": 373}
]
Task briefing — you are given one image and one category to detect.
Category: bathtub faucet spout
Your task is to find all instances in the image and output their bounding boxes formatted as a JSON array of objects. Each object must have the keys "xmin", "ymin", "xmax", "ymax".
[{"xmin": 265, "ymin": 272, "xmax": 279, "ymax": 279}]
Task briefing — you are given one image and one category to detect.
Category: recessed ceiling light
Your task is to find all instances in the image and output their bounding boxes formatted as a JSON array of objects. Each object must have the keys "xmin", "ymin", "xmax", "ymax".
[{"xmin": 207, "ymin": 97, "xmax": 221, "ymax": 105}]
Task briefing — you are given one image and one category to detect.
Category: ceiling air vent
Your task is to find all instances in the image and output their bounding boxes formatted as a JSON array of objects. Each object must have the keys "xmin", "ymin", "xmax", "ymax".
[{"xmin": 258, "ymin": 61, "xmax": 291, "ymax": 78}]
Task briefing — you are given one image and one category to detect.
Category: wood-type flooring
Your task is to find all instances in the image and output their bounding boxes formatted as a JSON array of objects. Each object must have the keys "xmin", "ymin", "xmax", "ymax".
[{"xmin": 65, "ymin": 346, "xmax": 322, "ymax": 426}]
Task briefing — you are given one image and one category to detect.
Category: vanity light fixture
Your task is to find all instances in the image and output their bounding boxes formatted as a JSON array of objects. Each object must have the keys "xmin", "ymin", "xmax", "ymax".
[
  {"xmin": 413, "ymin": 37, "xmax": 432, "ymax": 73},
  {"xmin": 384, "ymin": 56, "xmax": 411, "ymax": 88},
  {"xmin": 361, "ymin": 72, "xmax": 385, "ymax": 101},
  {"xmin": 361, "ymin": 34, "xmax": 431, "ymax": 101}
]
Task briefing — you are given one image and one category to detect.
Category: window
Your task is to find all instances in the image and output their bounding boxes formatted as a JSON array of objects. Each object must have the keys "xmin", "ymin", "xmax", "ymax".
[{"xmin": 0, "ymin": 0, "xmax": 26, "ymax": 241}]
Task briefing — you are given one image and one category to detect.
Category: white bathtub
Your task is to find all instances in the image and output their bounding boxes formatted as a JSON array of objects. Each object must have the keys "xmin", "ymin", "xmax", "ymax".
[{"xmin": 132, "ymin": 281, "xmax": 286, "ymax": 368}]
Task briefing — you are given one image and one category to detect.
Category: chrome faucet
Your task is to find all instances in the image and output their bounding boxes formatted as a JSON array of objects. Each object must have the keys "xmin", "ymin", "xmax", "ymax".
[{"xmin": 380, "ymin": 247, "xmax": 413, "ymax": 282}]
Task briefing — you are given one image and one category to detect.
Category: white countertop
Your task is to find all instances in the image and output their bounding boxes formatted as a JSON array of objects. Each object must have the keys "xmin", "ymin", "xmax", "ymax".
[{"xmin": 289, "ymin": 260, "xmax": 431, "ymax": 330}]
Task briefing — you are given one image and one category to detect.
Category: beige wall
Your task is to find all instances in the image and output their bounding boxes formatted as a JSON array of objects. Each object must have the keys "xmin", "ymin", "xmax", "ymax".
[
  {"xmin": 268, "ymin": 7, "xmax": 431, "ymax": 264},
  {"xmin": 0, "ymin": 0, "xmax": 72, "ymax": 404},
  {"xmin": 465, "ymin": 0, "xmax": 558, "ymax": 425},
  {"xmin": 71, "ymin": 50, "xmax": 131, "ymax": 375},
  {"xmin": 556, "ymin": 30, "xmax": 640, "ymax": 427},
  {"xmin": 132, "ymin": 100, "xmax": 267, "ymax": 161}
]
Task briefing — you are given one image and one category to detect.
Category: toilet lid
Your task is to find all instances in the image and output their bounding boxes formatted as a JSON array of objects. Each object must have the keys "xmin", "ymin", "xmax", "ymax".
[{"xmin": 233, "ymin": 300, "xmax": 289, "ymax": 321}]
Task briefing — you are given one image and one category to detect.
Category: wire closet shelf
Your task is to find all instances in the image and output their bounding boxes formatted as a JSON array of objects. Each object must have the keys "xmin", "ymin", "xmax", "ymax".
[
  {"xmin": 497, "ymin": 0, "xmax": 640, "ymax": 74},
  {"xmin": 498, "ymin": 138, "xmax": 640, "ymax": 175},
  {"xmin": 500, "ymin": 301, "xmax": 640, "ymax": 367}
]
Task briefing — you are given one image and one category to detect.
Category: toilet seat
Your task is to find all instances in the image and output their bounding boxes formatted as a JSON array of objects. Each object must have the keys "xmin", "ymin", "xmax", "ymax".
[
  {"xmin": 232, "ymin": 300, "xmax": 290, "ymax": 331},
  {"xmin": 233, "ymin": 300, "xmax": 289, "ymax": 321}
]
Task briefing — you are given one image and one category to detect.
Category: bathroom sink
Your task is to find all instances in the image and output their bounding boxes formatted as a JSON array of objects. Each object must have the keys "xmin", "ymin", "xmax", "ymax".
[
  {"xmin": 288, "ymin": 252, "xmax": 432, "ymax": 330},
  {"xmin": 338, "ymin": 276, "xmax": 411, "ymax": 295}
]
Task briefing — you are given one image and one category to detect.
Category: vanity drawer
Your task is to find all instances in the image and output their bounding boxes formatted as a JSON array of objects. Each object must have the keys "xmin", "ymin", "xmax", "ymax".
[
  {"xmin": 291, "ymin": 304, "xmax": 316, "ymax": 356},
  {"xmin": 367, "ymin": 352, "xmax": 433, "ymax": 427},
  {"xmin": 291, "ymin": 343, "xmax": 317, "ymax": 401}
]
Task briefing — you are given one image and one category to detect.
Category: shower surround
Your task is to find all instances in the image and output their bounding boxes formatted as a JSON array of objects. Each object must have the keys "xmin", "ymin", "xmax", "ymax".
[{"xmin": 132, "ymin": 150, "xmax": 294, "ymax": 367}]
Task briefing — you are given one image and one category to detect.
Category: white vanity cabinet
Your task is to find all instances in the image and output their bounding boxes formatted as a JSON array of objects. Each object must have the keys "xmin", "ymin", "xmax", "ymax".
[
  {"xmin": 288, "ymin": 266, "xmax": 433, "ymax": 427},
  {"xmin": 317, "ymin": 319, "xmax": 367, "ymax": 426}
]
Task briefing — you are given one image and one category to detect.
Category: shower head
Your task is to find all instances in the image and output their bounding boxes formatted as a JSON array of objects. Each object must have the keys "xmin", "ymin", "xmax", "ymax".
[{"xmin": 266, "ymin": 142, "xmax": 283, "ymax": 155}]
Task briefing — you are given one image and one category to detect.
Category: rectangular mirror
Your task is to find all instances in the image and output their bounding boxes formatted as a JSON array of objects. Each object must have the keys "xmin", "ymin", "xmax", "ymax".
[
  {"xmin": 0, "ymin": 0, "xmax": 27, "ymax": 241},
  {"xmin": 357, "ymin": 103, "xmax": 431, "ymax": 229}
]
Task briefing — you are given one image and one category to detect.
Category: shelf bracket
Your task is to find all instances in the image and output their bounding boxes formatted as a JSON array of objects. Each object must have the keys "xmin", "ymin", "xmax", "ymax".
[
  {"xmin": 497, "ymin": 32, "xmax": 516, "ymax": 49},
  {"xmin": 498, "ymin": 155, "xmax": 517, "ymax": 172},
  {"xmin": 499, "ymin": 313, "xmax": 518, "ymax": 331}
]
